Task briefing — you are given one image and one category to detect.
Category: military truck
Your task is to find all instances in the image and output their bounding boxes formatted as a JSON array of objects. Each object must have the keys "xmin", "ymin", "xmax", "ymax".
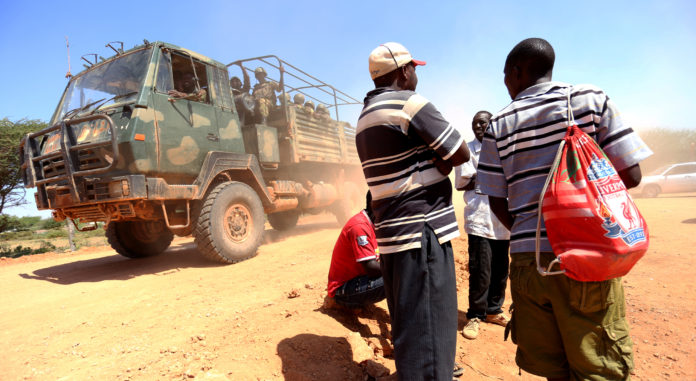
[{"xmin": 19, "ymin": 41, "xmax": 364, "ymax": 263}]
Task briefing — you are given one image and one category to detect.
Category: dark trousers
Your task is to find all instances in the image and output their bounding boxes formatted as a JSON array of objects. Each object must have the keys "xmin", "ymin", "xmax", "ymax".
[
  {"xmin": 380, "ymin": 226, "xmax": 457, "ymax": 381},
  {"xmin": 466, "ymin": 234, "xmax": 510, "ymax": 320},
  {"xmin": 334, "ymin": 275, "xmax": 385, "ymax": 309}
]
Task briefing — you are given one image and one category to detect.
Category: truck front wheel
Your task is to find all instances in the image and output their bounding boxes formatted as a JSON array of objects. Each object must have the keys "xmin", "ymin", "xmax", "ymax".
[
  {"xmin": 106, "ymin": 221, "xmax": 173, "ymax": 258},
  {"xmin": 194, "ymin": 181, "xmax": 265, "ymax": 263}
]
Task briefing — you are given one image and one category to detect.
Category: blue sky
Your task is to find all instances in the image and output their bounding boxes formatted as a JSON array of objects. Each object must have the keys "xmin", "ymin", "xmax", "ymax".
[{"xmin": 1, "ymin": 0, "xmax": 695, "ymax": 217}]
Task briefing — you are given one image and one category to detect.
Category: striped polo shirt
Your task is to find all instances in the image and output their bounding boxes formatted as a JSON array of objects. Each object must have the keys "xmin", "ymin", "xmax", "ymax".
[
  {"xmin": 356, "ymin": 87, "xmax": 464, "ymax": 254},
  {"xmin": 477, "ymin": 82, "xmax": 652, "ymax": 254}
]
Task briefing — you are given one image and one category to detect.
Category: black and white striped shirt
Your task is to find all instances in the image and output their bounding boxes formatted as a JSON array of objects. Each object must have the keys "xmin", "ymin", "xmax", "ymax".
[
  {"xmin": 477, "ymin": 82, "xmax": 652, "ymax": 254},
  {"xmin": 356, "ymin": 88, "xmax": 464, "ymax": 254}
]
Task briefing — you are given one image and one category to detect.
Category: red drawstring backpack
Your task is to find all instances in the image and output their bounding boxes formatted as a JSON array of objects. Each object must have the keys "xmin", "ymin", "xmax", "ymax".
[{"xmin": 535, "ymin": 89, "xmax": 649, "ymax": 281}]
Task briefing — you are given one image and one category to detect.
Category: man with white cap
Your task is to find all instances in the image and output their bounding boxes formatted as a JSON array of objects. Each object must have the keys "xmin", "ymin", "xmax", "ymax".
[{"xmin": 356, "ymin": 42, "xmax": 470, "ymax": 380}]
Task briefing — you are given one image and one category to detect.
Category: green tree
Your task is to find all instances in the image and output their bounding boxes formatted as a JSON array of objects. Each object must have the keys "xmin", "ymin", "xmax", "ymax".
[
  {"xmin": 39, "ymin": 217, "xmax": 63, "ymax": 230},
  {"xmin": 18, "ymin": 216, "xmax": 41, "ymax": 230},
  {"xmin": 0, "ymin": 118, "xmax": 48, "ymax": 214},
  {"xmin": 0, "ymin": 214, "xmax": 22, "ymax": 233}
]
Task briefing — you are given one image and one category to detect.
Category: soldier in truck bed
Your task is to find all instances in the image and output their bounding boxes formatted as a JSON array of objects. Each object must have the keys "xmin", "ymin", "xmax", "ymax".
[
  {"xmin": 316, "ymin": 104, "xmax": 331, "ymax": 121},
  {"xmin": 230, "ymin": 62, "xmax": 251, "ymax": 97},
  {"xmin": 252, "ymin": 67, "xmax": 281, "ymax": 123}
]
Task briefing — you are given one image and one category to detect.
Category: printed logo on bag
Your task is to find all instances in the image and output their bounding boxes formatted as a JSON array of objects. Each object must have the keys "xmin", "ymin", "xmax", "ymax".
[
  {"xmin": 589, "ymin": 154, "xmax": 646, "ymax": 246},
  {"xmin": 356, "ymin": 235, "xmax": 369, "ymax": 246}
]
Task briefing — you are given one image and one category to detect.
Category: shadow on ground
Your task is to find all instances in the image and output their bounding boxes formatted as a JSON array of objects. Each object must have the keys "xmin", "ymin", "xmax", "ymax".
[
  {"xmin": 17, "ymin": 218, "xmax": 340, "ymax": 285},
  {"xmin": 278, "ymin": 334, "xmax": 387, "ymax": 381},
  {"xmin": 17, "ymin": 241, "xmax": 217, "ymax": 285},
  {"xmin": 319, "ymin": 302, "xmax": 391, "ymax": 341}
]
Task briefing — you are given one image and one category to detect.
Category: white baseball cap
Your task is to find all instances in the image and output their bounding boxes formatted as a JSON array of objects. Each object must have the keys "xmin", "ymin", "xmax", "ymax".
[{"xmin": 368, "ymin": 42, "xmax": 426, "ymax": 80}]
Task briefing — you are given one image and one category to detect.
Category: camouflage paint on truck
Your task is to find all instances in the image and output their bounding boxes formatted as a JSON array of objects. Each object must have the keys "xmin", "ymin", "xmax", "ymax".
[{"xmin": 20, "ymin": 41, "xmax": 363, "ymax": 263}]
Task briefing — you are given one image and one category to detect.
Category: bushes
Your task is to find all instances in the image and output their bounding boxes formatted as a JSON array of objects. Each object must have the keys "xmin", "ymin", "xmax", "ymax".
[
  {"xmin": 0, "ymin": 230, "xmax": 33, "ymax": 241},
  {"xmin": 39, "ymin": 218, "xmax": 63, "ymax": 230},
  {"xmin": 45, "ymin": 230, "xmax": 66, "ymax": 239},
  {"xmin": 0, "ymin": 241, "xmax": 56, "ymax": 259}
]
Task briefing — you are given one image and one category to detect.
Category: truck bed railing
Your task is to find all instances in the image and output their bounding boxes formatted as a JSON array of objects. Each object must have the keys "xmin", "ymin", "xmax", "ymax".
[
  {"xmin": 20, "ymin": 114, "xmax": 120, "ymax": 204},
  {"xmin": 227, "ymin": 55, "xmax": 362, "ymax": 122}
]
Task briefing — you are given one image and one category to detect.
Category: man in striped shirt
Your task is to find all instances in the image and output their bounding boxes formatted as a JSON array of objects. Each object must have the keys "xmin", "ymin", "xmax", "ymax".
[
  {"xmin": 356, "ymin": 42, "xmax": 470, "ymax": 380},
  {"xmin": 477, "ymin": 38, "xmax": 652, "ymax": 380}
]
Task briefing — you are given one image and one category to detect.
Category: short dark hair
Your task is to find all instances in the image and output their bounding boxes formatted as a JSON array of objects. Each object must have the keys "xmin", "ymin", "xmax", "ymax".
[
  {"xmin": 372, "ymin": 69, "xmax": 399, "ymax": 87},
  {"xmin": 474, "ymin": 110, "xmax": 492, "ymax": 119},
  {"xmin": 505, "ymin": 38, "xmax": 555, "ymax": 79}
]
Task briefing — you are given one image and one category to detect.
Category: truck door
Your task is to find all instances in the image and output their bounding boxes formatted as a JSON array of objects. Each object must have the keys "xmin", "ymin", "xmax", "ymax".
[
  {"xmin": 152, "ymin": 48, "xmax": 219, "ymax": 180},
  {"xmin": 208, "ymin": 65, "xmax": 245, "ymax": 154}
]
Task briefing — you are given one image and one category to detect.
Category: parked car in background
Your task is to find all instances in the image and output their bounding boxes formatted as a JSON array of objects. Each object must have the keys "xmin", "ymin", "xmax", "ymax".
[{"xmin": 631, "ymin": 162, "xmax": 696, "ymax": 197}]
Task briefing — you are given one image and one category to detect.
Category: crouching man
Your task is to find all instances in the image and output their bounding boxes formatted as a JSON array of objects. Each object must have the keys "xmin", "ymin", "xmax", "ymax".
[{"xmin": 327, "ymin": 192, "xmax": 385, "ymax": 309}]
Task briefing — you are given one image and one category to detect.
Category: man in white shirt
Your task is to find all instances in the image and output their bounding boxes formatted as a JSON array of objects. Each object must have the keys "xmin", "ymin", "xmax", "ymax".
[{"xmin": 455, "ymin": 111, "xmax": 511, "ymax": 340}]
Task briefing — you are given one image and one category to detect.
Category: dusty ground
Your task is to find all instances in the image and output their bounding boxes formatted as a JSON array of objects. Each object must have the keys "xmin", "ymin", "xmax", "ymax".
[{"xmin": 1, "ymin": 195, "xmax": 695, "ymax": 380}]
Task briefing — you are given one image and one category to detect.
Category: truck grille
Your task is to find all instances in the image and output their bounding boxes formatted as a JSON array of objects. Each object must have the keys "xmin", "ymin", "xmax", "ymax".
[
  {"xmin": 41, "ymin": 148, "xmax": 110, "ymax": 181},
  {"xmin": 42, "ymin": 157, "xmax": 67, "ymax": 179}
]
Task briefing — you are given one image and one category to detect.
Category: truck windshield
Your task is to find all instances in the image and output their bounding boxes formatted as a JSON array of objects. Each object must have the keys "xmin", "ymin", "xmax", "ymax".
[{"xmin": 54, "ymin": 47, "xmax": 152, "ymax": 122}]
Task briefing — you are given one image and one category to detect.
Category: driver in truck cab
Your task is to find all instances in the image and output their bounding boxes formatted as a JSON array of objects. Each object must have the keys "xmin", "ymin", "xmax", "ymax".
[{"xmin": 168, "ymin": 72, "xmax": 206, "ymax": 102}]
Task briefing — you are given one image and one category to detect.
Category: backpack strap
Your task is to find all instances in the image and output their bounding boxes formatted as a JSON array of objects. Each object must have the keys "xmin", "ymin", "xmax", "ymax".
[{"xmin": 535, "ymin": 88, "xmax": 575, "ymax": 276}]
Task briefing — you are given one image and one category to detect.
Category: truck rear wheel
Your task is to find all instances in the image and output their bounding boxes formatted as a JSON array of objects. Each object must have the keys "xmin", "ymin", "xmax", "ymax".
[
  {"xmin": 267, "ymin": 210, "xmax": 301, "ymax": 231},
  {"xmin": 106, "ymin": 221, "xmax": 173, "ymax": 258},
  {"xmin": 194, "ymin": 181, "xmax": 264, "ymax": 263}
]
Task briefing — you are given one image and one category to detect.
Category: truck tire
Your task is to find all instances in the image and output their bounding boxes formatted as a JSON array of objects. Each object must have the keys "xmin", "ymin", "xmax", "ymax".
[
  {"xmin": 106, "ymin": 221, "xmax": 173, "ymax": 258},
  {"xmin": 267, "ymin": 210, "xmax": 301, "ymax": 231},
  {"xmin": 194, "ymin": 181, "xmax": 264, "ymax": 263}
]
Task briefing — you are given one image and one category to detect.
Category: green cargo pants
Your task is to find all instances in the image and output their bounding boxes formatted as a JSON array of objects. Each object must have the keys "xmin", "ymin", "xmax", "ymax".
[{"xmin": 508, "ymin": 252, "xmax": 633, "ymax": 380}]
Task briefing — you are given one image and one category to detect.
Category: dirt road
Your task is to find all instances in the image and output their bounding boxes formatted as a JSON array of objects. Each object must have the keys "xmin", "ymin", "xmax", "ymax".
[{"xmin": 1, "ymin": 196, "xmax": 695, "ymax": 380}]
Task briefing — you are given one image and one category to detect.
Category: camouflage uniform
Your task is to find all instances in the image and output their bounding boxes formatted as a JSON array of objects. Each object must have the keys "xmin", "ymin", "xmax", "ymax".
[
  {"xmin": 279, "ymin": 92, "xmax": 291, "ymax": 106},
  {"xmin": 252, "ymin": 67, "xmax": 280, "ymax": 123},
  {"xmin": 316, "ymin": 104, "xmax": 331, "ymax": 121},
  {"xmin": 230, "ymin": 75, "xmax": 250, "ymax": 96},
  {"xmin": 304, "ymin": 100, "xmax": 315, "ymax": 117},
  {"xmin": 290, "ymin": 93, "xmax": 306, "ymax": 116}
]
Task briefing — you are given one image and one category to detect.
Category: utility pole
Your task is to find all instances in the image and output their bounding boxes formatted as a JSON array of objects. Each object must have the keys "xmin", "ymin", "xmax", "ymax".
[{"xmin": 65, "ymin": 219, "xmax": 76, "ymax": 252}]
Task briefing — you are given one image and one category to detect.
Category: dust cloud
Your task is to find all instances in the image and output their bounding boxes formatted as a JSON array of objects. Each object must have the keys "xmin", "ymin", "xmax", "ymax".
[{"xmin": 636, "ymin": 128, "xmax": 696, "ymax": 172}]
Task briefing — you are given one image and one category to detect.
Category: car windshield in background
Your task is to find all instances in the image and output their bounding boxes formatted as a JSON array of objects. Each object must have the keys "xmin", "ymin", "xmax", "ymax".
[{"xmin": 54, "ymin": 47, "xmax": 152, "ymax": 123}]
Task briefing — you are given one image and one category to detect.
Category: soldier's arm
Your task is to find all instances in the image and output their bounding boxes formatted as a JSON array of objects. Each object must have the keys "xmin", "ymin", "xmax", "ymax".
[
  {"xmin": 176, "ymin": 89, "xmax": 207, "ymax": 102},
  {"xmin": 168, "ymin": 90, "xmax": 187, "ymax": 99},
  {"xmin": 242, "ymin": 69, "xmax": 250, "ymax": 92}
]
